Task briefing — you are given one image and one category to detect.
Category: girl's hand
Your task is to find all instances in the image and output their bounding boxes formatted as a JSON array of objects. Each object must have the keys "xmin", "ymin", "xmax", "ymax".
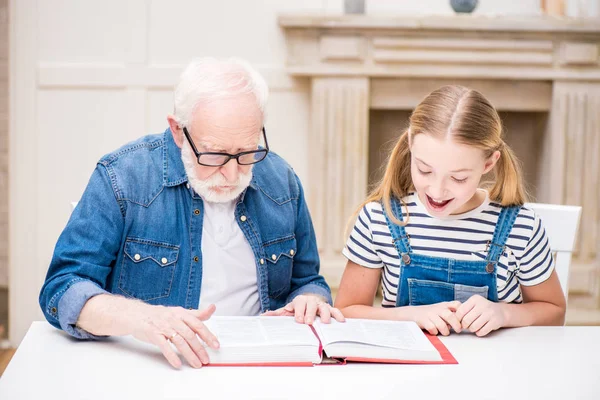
[
  {"xmin": 455, "ymin": 295, "xmax": 507, "ymax": 337},
  {"xmin": 405, "ymin": 301, "xmax": 463, "ymax": 336},
  {"xmin": 262, "ymin": 294, "xmax": 345, "ymax": 325}
]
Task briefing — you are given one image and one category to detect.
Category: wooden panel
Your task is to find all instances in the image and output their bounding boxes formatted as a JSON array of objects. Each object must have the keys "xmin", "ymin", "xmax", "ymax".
[
  {"xmin": 371, "ymin": 78, "xmax": 552, "ymax": 111},
  {"xmin": 320, "ymin": 36, "xmax": 365, "ymax": 61},
  {"xmin": 560, "ymin": 42, "xmax": 599, "ymax": 65},
  {"xmin": 370, "ymin": 78, "xmax": 552, "ymax": 111},
  {"xmin": 372, "ymin": 38, "xmax": 554, "ymax": 51},
  {"xmin": 310, "ymin": 78, "xmax": 369, "ymax": 256},
  {"xmin": 373, "ymin": 49, "xmax": 553, "ymax": 65},
  {"xmin": 372, "ymin": 37, "xmax": 553, "ymax": 66}
]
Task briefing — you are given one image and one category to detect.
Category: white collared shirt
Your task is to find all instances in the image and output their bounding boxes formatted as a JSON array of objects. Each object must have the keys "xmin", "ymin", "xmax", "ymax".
[{"xmin": 198, "ymin": 198, "xmax": 261, "ymax": 315}]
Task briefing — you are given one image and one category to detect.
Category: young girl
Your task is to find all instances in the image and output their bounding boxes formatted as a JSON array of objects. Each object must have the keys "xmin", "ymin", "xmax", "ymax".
[{"xmin": 335, "ymin": 85, "xmax": 566, "ymax": 337}]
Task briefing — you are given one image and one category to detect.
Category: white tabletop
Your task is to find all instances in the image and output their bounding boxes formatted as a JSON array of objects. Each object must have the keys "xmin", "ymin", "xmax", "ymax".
[{"xmin": 1, "ymin": 322, "xmax": 599, "ymax": 400}]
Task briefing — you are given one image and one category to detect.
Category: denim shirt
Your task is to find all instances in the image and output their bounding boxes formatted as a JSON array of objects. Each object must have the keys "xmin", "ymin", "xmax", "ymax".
[{"xmin": 39, "ymin": 129, "xmax": 331, "ymax": 339}]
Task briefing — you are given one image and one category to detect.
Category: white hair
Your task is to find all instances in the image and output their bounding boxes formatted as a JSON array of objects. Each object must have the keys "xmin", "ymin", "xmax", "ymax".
[{"xmin": 173, "ymin": 57, "xmax": 269, "ymax": 128}]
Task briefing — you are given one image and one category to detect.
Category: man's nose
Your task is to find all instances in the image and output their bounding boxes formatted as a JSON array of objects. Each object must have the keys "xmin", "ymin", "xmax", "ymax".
[{"xmin": 220, "ymin": 159, "xmax": 239, "ymax": 183}]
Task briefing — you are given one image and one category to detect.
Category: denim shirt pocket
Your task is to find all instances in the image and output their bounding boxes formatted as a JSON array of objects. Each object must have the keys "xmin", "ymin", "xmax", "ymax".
[
  {"xmin": 118, "ymin": 238, "xmax": 179, "ymax": 301},
  {"xmin": 263, "ymin": 236, "xmax": 296, "ymax": 299}
]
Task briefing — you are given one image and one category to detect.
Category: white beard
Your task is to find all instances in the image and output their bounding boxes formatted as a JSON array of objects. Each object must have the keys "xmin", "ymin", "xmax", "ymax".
[{"xmin": 181, "ymin": 142, "xmax": 253, "ymax": 203}]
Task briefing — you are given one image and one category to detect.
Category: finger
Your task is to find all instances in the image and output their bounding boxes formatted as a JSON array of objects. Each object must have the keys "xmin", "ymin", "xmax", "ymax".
[
  {"xmin": 304, "ymin": 299, "xmax": 319, "ymax": 325},
  {"xmin": 261, "ymin": 308, "xmax": 287, "ymax": 316},
  {"xmin": 455, "ymin": 299, "xmax": 476, "ymax": 322},
  {"xmin": 446, "ymin": 301, "xmax": 462, "ymax": 312},
  {"xmin": 422, "ymin": 320, "xmax": 439, "ymax": 336},
  {"xmin": 432, "ymin": 315, "xmax": 450, "ymax": 336},
  {"xmin": 169, "ymin": 331, "xmax": 203, "ymax": 368},
  {"xmin": 182, "ymin": 315, "xmax": 220, "ymax": 351},
  {"xmin": 294, "ymin": 300, "xmax": 306, "ymax": 324},
  {"xmin": 190, "ymin": 303, "xmax": 216, "ymax": 321},
  {"xmin": 154, "ymin": 334, "xmax": 182, "ymax": 369},
  {"xmin": 440, "ymin": 309, "xmax": 462, "ymax": 333},
  {"xmin": 330, "ymin": 307, "xmax": 346, "ymax": 322},
  {"xmin": 460, "ymin": 307, "xmax": 481, "ymax": 330},
  {"xmin": 172, "ymin": 320, "xmax": 209, "ymax": 365},
  {"xmin": 316, "ymin": 303, "xmax": 331, "ymax": 324},
  {"xmin": 475, "ymin": 320, "xmax": 496, "ymax": 337},
  {"xmin": 468, "ymin": 313, "xmax": 488, "ymax": 333},
  {"xmin": 181, "ymin": 317, "xmax": 215, "ymax": 363}
]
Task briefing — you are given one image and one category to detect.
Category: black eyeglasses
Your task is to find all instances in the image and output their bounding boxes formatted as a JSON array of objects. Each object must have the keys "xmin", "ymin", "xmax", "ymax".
[{"xmin": 182, "ymin": 126, "xmax": 269, "ymax": 167}]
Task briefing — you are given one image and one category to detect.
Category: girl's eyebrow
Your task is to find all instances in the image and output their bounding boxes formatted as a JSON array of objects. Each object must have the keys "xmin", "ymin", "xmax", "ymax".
[
  {"xmin": 415, "ymin": 157, "xmax": 472, "ymax": 173},
  {"xmin": 451, "ymin": 168, "xmax": 473, "ymax": 173},
  {"xmin": 415, "ymin": 157, "xmax": 431, "ymax": 167}
]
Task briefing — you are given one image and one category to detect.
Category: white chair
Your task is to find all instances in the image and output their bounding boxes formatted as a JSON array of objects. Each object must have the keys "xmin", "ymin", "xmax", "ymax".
[{"xmin": 525, "ymin": 203, "xmax": 582, "ymax": 298}]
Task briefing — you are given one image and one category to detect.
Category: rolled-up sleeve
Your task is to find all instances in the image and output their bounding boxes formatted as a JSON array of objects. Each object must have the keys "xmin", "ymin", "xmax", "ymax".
[{"xmin": 39, "ymin": 164, "xmax": 124, "ymax": 339}]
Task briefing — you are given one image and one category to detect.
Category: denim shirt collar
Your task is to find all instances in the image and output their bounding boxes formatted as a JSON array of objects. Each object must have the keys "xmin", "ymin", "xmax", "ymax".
[{"xmin": 162, "ymin": 128, "xmax": 259, "ymax": 199}]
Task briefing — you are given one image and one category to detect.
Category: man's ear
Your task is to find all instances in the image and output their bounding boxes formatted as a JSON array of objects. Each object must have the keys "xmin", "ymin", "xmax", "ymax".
[
  {"xmin": 167, "ymin": 115, "xmax": 183, "ymax": 148},
  {"xmin": 483, "ymin": 150, "xmax": 501, "ymax": 174}
]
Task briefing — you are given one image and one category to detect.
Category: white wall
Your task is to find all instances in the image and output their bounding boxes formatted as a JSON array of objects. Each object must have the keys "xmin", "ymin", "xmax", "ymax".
[{"xmin": 9, "ymin": 0, "xmax": 576, "ymax": 344}]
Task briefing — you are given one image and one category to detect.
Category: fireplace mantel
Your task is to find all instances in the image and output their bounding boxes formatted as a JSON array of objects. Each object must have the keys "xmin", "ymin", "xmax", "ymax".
[
  {"xmin": 279, "ymin": 14, "xmax": 600, "ymax": 290},
  {"xmin": 279, "ymin": 14, "xmax": 600, "ymax": 33},
  {"xmin": 280, "ymin": 15, "xmax": 600, "ymax": 80}
]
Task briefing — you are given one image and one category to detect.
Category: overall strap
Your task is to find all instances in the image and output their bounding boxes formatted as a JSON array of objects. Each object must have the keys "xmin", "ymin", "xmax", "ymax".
[
  {"xmin": 486, "ymin": 205, "xmax": 521, "ymax": 263},
  {"xmin": 382, "ymin": 197, "xmax": 412, "ymax": 254}
]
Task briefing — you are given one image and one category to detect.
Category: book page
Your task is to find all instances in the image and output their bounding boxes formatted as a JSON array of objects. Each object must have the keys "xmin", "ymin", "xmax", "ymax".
[
  {"xmin": 203, "ymin": 316, "xmax": 319, "ymax": 347},
  {"xmin": 314, "ymin": 319, "xmax": 435, "ymax": 352}
]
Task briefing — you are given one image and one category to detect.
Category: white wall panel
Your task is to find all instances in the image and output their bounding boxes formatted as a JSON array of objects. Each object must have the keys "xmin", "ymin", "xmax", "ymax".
[{"xmin": 38, "ymin": 0, "xmax": 135, "ymax": 63}]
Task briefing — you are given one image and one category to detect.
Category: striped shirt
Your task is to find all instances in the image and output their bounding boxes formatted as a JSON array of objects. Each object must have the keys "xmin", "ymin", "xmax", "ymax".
[{"xmin": 342, "ymin": 192, "xmax": 554, "ymax": 306}]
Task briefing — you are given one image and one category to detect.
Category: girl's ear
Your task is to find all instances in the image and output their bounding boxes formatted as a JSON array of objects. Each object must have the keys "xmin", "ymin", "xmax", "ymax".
[{"xmin": 483, "ymin": 150, "xmax": 501, "ymax": 174}]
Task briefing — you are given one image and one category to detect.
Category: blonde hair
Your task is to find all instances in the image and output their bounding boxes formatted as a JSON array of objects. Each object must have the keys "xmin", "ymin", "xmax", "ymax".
[{"xmin": 351, "ymin": 85, "xmax": 527, "ymax": 228}]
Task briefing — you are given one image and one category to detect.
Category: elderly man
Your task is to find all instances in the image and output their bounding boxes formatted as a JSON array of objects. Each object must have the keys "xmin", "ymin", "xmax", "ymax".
[{"xmin": 39, "ymin": 58, "xmax": 343, "ymax": 369}]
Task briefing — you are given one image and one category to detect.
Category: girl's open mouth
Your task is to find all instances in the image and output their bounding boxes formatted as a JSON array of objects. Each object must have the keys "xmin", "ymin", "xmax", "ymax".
[{"xmin": 426, "ymin": 195, "xmax": 453, "ymax": 211}]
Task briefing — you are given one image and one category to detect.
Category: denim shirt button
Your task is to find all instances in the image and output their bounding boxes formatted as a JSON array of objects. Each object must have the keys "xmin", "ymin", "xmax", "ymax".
[
  {"xmin": 193, "ymin": 256, "xmax": 199, "ymax": 262},
  {"xmin": 134, "ymin": 254, "xmax": 141, "ymax": 261},
  {"xmin": 259, "ymin": 258, "xmax": 265, "ymax": 265},
  {"xmin": 51, "ymin": 307, "xmax": 57, "ymax": 314},
  {"xmin": 289, "ymin": 249, "xmax": 295, "ymax": 256},
  {"xmin": 194, "ymin": 209, "xmax": 200, "ymax": 215},
  {"xmin": 271, "ymin": 254, "xmax": 277, "ymax": 261},
  {"xmin": 161, "ymin": 257, "xmax": 168, "ymax": 264},
  {"xmin": 240, "ymin": 215, "xmax": 247, "ymax": 222}
]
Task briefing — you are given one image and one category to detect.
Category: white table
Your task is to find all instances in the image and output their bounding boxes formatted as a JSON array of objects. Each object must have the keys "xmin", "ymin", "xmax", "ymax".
[{"xmin": 1, "ymin": 322, "xmax": 599, "ymax": 400}]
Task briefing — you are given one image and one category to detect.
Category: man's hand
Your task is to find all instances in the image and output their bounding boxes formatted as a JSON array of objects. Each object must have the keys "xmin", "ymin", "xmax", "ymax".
[
  {"xmin": 404, "ymin": 301, "xmax": 463, "ymax": 336},
  {"xmin": 262, "ymin": 294, "xmax": 345, "ymax": 324},
  {"xmin": 130, "ymin": 303, "xmax": 220, "ymax": 369},
  {"xmin": 455, "ymin": 295, "xmax": 506, "ymax": 337}
]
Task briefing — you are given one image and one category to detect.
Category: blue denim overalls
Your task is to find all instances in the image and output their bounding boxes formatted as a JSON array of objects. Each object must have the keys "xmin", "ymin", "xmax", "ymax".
[{"xmin": 383, "ymin": 198, "xmax": 521, "ymax": 306}]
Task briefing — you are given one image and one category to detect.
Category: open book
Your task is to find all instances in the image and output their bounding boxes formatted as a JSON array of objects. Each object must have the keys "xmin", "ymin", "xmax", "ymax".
[{"xmin": 201, "ymin": 316, "xmax": 456, "ymax": 366}]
